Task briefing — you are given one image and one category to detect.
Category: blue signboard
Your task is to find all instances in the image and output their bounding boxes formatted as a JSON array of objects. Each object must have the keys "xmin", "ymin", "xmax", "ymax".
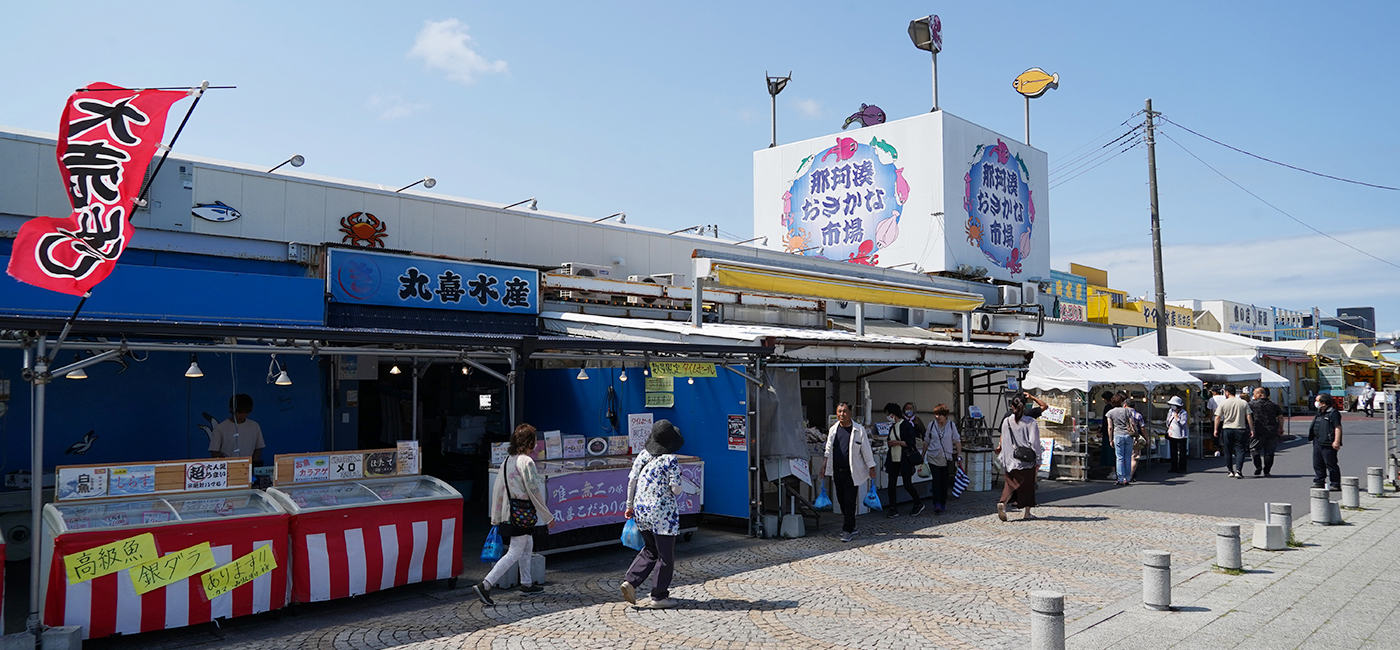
[{"xmin": 327, "ymin": 249, "xmax": 539, "ymax": 315}]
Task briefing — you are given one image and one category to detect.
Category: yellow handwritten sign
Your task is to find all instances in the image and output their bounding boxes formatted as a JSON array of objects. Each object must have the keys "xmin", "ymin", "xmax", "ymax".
[
  {"xmin": 201, "ymin": 544, "xmax": 277, "ymax": 600},
  {"xmin": 65, "ymin": 533, "xmax": 158, "ymax": 584},
  {"xmin": 127, "ymin": 542, "xmax": 217, "ymax": 595},
  {"xmin": 648, "ymin": 362, "xmax": 716, "ymax": 378}
]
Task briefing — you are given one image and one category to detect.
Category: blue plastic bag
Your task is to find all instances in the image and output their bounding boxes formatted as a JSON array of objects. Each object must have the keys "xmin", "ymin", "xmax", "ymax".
[
  {"xmin": 621, "ymin": 518, "xmax": 645, "ymax": 551},
  {"xmin": 481, "ymin": 525, "xmax": 505, "ymax": 563},
  {"xmin": 862, "ymin": 478, "xmax": 883, "ymax": 511},
  {"xmin": 812, "ymin": 482, "xmax": 832, "ymax": 510}
]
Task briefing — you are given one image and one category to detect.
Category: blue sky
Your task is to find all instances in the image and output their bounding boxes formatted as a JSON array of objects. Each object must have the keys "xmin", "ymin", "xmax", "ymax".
[{"xmin": 2, "ymin": 2, "xmax": 1397, "ymax": 334}]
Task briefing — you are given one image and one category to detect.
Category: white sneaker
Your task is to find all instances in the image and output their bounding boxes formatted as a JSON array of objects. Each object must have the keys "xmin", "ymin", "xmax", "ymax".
[{"xmin": 648, "ymin": 597, "xmax": 677, "ymax": 609}]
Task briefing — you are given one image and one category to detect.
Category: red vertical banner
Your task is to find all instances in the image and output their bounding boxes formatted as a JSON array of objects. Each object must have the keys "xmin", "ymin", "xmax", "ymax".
[{"xmin": 6, "ymin": 82, "xmax": 188, "ymax": 296}]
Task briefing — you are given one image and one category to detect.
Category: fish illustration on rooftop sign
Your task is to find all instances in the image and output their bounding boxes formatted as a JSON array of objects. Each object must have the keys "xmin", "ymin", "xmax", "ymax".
[
  {"xmin": 1013, "ymin": 68, "xmax": 1059, "ymax": 98},
  {"xmin": 842, "ymin": 104, "xmax": 886, "ymax": 130}
]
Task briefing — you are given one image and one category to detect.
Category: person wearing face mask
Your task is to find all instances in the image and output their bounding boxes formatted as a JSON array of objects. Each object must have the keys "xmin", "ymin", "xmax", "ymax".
[
  {"xmin": 924, "ymin": 403, "xmax": 961, "ymax": 514},
  {"xmin": 1309, "ymin": 393, "xmax": 1344, "ymax": 491},
  {"xmin": 882, "ymin": 402, "xmax": 925, "ymax": 517},
  {"xmin": 902, "ymin": 402, "xmax": 926, "ymax": 437}
]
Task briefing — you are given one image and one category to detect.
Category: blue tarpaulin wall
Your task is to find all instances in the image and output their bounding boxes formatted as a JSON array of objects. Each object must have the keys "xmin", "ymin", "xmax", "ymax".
[
  {"xmin": 0, "ymin": 349, "xmax": 324, "ymax": 476},
  {"xmin": 522, "ymin": 367, "xmax": 749, "ymax": 520}
]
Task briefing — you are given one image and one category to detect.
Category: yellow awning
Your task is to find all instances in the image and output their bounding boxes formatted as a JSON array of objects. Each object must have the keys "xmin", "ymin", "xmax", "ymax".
[{"xmin": 711, "ymin": 263, "xmax": 985, "ymax": 312}]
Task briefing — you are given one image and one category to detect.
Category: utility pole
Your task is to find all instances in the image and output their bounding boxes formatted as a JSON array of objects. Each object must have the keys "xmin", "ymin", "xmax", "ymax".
[{"xmin": 1146, "ymin": 99, "xmax": 1169, "ymax": 357}]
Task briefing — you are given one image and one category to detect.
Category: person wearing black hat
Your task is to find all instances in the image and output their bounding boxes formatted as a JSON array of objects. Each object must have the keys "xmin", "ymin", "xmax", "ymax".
[{"xmin": 621, "ymin": 420, "xmax": 685, "ymax": 609}]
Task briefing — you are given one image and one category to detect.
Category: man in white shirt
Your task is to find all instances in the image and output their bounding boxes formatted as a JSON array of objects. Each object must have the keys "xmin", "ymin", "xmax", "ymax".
[{"xmin": 209, "ymin": 394, "xmax": 265, "ymax": 464}]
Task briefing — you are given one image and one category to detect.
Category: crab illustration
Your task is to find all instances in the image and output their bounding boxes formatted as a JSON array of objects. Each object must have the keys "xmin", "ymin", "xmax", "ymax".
[
  {"xmin": 340, "ymin": 212, "xmax": 387, "ymax": 247},
  {"xmin": 965, "ymin": 216, "xmax": 982, "ymax": 247},
  {"xmin": 783, "ymin": 228, "xmax": 812, "ymax": 254}
]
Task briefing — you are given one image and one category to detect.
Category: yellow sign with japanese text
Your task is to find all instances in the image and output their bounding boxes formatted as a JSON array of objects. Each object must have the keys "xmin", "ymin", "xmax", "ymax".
[
  {"xmin": 127, "ymin": 542, "xmax": 217, "ymax": 595},
  {"xmin": 201, "ymin": 544, "xmax": 277, "ymax": 600},
  {"xmin": 648, "ymin": 362, "xmax": 716, "ymax": 378},
  {"xmin": 65, "ymin": 533, "xmax": 158, "ymax": 584}
]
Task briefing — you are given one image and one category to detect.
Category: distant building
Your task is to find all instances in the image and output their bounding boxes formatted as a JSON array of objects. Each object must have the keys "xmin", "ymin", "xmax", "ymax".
[{"xmin": 1304, "ymin": 307, "xmax": 1375, "ymax": 344}]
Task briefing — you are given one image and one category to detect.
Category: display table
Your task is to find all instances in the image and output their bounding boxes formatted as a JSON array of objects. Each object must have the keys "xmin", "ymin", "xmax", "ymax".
[{"xmin": 41, "ymin": 488, "xmax": 289, "ymax": 640}]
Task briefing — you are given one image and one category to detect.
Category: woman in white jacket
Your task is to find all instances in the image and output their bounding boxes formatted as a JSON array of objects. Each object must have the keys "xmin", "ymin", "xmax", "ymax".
[
  {"xmin": 818, "ymin": 402, "xmax": 877, "ymax": 542},
  {"xmin": 473, "ymin": 424, "xmax": 554, "ymax": 606}
]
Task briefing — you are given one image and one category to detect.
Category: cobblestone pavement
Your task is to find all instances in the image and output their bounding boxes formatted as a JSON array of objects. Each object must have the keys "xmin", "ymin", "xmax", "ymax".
[
  {"xmin": 89, "ymin": 481, "xmax": 1235, "ymax": 650},
  {"xmin": 1069, "ymin": 483, "xmax": 1400, "ymax": 650}
]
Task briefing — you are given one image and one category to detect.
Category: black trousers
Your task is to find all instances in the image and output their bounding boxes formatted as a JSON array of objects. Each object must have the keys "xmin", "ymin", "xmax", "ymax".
[
  {"xmin": 929, "ymin": 463, "xmax": 951, "ymax": 507},
  {"xmin": 623, "ymin": 530, "xmax": 675, "ymax": 599},
  {"xmin": 885, "ymin": 465, "xmax": 921, "ymax": 511},
  {"xmin": 1252, "ymin": 435, "xmax": 1279, "ymax": 475},
  {"xmin": 1222, "ymin": 428, "xmax": 1249, "ymax": 474},
  {"xmin": 833, "ymin": 469, "xmax": 858, "ymax": 532},
  {"xmin": 1169, "ymin": 437, "xmax": 1188, "ymax": 472},
  {"xmin": 1313, "ymin": 443, "xmax": 1341, "ymax": 488}
]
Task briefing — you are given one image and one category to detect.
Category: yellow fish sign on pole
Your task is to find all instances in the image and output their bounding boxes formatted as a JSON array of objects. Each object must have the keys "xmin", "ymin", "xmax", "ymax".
[{"xmin": 1013, "ymin": 67, "xmax": 1060, "ymax": 145}]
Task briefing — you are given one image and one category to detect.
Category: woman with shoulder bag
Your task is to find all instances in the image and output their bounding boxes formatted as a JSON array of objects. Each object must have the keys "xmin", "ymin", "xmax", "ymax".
[
  {"xmin": 882, "ymin": 403, "xmax": 925, "ymax": 517},
  {"xmin": 924, "ymin": 403, "xmax": 962, "ymax": 515},
  {"xmin": 474, "ymin": 424, "xmax": 554, "ymax": 606},
  {"xmin": 996, "ymin": 395, "xmax": 1042, "ymax": 521}
]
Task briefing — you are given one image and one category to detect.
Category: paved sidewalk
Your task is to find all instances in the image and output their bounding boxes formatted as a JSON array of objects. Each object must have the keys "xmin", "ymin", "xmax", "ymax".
[
  {"xmin": 1068, "ymin": 485, "xmax": 1400, "ymax": 649},
  {"xmin": 88, "ymin": 482, "xmax": 1230, "ymax": 650}
]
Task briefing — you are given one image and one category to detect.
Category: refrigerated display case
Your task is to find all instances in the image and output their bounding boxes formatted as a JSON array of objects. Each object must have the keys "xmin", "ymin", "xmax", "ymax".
[
  {"xmin": 266, "ymin": 475, "xmax": 463, "ymax": 603},
  {"xmin": 40, "ymin": 488, "xmax": 290, "ymax": 640}
]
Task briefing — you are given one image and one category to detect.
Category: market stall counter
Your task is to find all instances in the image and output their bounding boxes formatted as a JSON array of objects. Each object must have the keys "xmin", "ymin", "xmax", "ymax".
[
  {"xmin": 265, "ymin": 444, "xmax": 463, "ymax": 604},
  {"xmin": 41, "ymin": 458, "xmax": 288, "ymax": 640},
  {"xmin": 489, "ymin": 453, "xmax": 704, "ymax": 552}
]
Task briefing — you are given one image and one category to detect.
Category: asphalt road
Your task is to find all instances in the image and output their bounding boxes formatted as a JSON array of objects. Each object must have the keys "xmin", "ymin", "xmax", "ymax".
[{"xmin": 1042, "ymin": 413, "xmax": 1393, "ymax": 521}]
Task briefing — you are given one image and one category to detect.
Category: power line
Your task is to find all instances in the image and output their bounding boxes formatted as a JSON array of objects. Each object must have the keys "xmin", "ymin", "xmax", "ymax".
[
  {"xmin": 1049, "ymin": 135, "xmax": 1143, "ymax": 185},
  {"xmin": 1158, "ymin": 116, "xmax": 1400, "ymax": 192},
  {"xmin": 1048, "ymin": 110, "xmax": 1144, "ymax": 168},
  {"xmin": 1049, "ymin": 124, "xmax": 1142, "ymax": 176},
  {"xmin": 1159, "ymin": 128, "xmax": 1400, "ymax": 270},
  {"xmin": 1050, "ymin": 137, "xmax": 1144, "ymax": 189}
]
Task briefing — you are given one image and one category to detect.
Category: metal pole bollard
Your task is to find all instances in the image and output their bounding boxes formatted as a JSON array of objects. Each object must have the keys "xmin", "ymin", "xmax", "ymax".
[
  {"xmin": 1215, "ymin": 523, "xmax": 1241, "ymax": 570},
  {"xmin": 1143, "ymin": 550, "xmax": 1171, "ymax": 611},
  {"xmin": 1341, "ymin": 477, "xmax": 1361, "ymax": 508},
  {"xmin": 1029, "ymin": 591, "xmax": 1065, "ymax": 650},
  {"xmin": 1310, "ymin": 488, "xmax": 1332, "ymax": 525},
  {"xmin": 1267, "ymin": 503, "xmax": 1292, "ymax": 539},
  {"xmin": 1367, "ymin": 467, "xmax": 1384, "ymax": 496}
]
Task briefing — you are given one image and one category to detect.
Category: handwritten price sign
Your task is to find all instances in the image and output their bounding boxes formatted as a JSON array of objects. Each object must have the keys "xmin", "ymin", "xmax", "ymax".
[
  {"xmin": 65, "ymin": 533, "xmax": 157, "ymax": 584},
  {"xmin": 201, "ymin": 544, "xmax": 278, "ymax": 600}
]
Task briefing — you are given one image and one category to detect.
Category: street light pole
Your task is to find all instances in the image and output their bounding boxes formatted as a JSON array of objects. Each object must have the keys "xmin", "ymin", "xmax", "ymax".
[{"xmin": 1146, "ymin": 98, "xmax": 1169, "ymax": 356}]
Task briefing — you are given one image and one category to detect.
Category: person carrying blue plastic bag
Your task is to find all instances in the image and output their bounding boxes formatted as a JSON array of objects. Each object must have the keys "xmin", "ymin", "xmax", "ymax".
[
  {"xmin": 817, "ymin": 402, "xmax": 877, "ymax": 543},
  {"xmin": 473, "ymin": 424, "xmax": 554, "ymax": 606},
  {"xmin": 620, "ymin": 419, "xmax": 687, "ymax": 609}
]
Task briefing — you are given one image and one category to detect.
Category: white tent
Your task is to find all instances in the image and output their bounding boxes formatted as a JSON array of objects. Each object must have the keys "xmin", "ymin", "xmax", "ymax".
[
  {"xmin": 1167, "ymin": 355, "xmax": 1290, "ymax": 388},
  {"xmin": 1008, "ymin": 340, "xmax": 1203, "ymax": 393}
]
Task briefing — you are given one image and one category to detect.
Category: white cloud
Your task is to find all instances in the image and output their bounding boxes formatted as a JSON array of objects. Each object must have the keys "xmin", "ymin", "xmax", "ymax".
[
  {"xmin": 1056, "ymin": 226, "xmax": 1400, "ymax": 326},
  {"xmin": 408, "ymin": 18, "xmax": 507, "ymax": 84},
  {"xmin": 367, "ymin": 93, "xmax": 428, "ymax": 120},
  {"xmin": 794, "ymin": 99, "xmax": 823, "ymax": 119}
]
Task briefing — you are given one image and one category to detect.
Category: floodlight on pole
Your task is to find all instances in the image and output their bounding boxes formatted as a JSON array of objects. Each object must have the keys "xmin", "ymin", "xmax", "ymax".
[
  {"xmin": 593, "ymin": 212, "xmax": 626, "ymax": 224},
  {"xmin": 766, "ymin": 70, "xmax": 791, "ymax": 148},
  {"xmin": 503, "ymin": 197, "xmax": 537, "ymax": 210},
  {"xmin": 907, "ymin": 15, "xmax": 943, "ymax": 112},
  {"xmin": 734, "ymin": 235, "xmax": 767, "ymax": 246},
  {"xmin": 396, "ymin": 177, "xmax": 436, "ymax": 192},
  {"xmin": 267, "ymin": 154, "xmax": 305, "ymax": 173}
]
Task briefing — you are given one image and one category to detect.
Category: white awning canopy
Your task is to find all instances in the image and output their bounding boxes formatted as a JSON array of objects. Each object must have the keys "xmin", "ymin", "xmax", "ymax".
[
  {"xmin": 1008, "ymin": 339, "xmax": 1202, "ymax": 393},
  {"xmin": 1167, "ymin": 355, "xmax": 1290, "ymax": 388}
]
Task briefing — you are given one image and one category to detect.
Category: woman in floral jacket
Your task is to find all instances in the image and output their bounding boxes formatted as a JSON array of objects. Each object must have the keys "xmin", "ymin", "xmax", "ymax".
[{"xmin": 620, "ymin": 420, "xmax": 685, "ymax": 609}]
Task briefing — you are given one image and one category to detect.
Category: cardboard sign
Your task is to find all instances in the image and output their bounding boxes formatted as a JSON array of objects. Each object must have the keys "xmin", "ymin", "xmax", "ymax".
[
  {"xmin": 185, "ymin": 461, "xmax": 229, "ymax": 491},
  {"xmin": 201, "ymin": 543, "xmax": 278, "ymax": 600},
  {"xmin": 328, "ymin": 454, "xmax": 362, "ymax": 480},
  {"xmin": 542, "ymin": 431, "xmax": 563, "ymax": 460},
  {"xmin": 127, "ymin": 542, "xmax": 217, "ymax": 595},
  {"xmin": 1038, "ymin": 406, "xmax": 1067, "ymax": 425},
  {"xmin": 395, "ymin": 440, "xmax": 420, "ymax": 475},
  {"xmin": 365, "ymin": 452, "xmax": 397, "ymax": 477},
  {"xmin": 627, "ymin": 413, "xmax": 654, "ymax": 455},
  {"xmin": 644, "ymin": 376, "xmax": 674, "ymax": 392},
  {"xmin": 490, "ymin": 442, "xmax": 510, "ymax": 466},
  {"xmin": 648, "ymin": 362, "xmax": 716, "ymax": 378},
  {"xmin": 65, "ymin": 533, "xmax": 157, "ymax": 584},
  {"xmin": 607, "ymin": 436, "xmax": 630, "ymax": 456},
  {"xmin": 645, "ymin": 392, "xmax": 675, "ymax": 409},
  {"xmin": 790, "ymin": 458, "xmax": 811, "ymax": 486},
  {"xmin": 562, "ymin": 435, "xmax": 586, "ymax": 459},
  {"xmin": 293, "ymin": 456, "xmax": 330, "ymax": 483},
  {"xmin": 108, "ymin": 465, "xmax": 156, "ymax": 497}
]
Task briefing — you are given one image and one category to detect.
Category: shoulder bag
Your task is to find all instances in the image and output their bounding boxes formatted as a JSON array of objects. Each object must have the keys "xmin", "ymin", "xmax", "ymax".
[
  {"xmin": 1008, "ymin": 417, "xmax": 1037, "ymax": 463},
  {"xmin": 504, "ymin": 458, "xmax": 538, "ymax": 529}
]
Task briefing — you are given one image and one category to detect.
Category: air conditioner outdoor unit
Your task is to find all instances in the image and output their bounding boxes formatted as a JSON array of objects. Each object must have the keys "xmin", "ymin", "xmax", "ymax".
[
  {"xmin": 971, "ymin": 313, "xmax": 994, "ymax": 331},
  {"xmin": 557, "ymin": 262, "xmax": 614, "ymax": 301},
  {"xmin": 998, "ymin": 285, "xmax": 1022, "ymax": 306},
  {"xmin": 627, "ymin": 275, "xmax": 662, "ymax": 306},
  {"xmin": 1021, "ymin": 281, "xmax": 1040, "ymax": 306}
]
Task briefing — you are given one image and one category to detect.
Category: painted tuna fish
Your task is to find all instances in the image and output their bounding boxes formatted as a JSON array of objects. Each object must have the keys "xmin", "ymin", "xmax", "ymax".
[
  {"xmin": 895, "ymin": 168, "xmax": 909, "ymax": 204},
  {"xmin": 820, "ymin": 137, "xmax": 858, "ymax": 163},
  {"xmin": 192, "ymin": 201, "xmax": 241, "ymax": 222},
  {"xmin": 842, "ymin": 104, "xmax": 886, "ymax": 129}
]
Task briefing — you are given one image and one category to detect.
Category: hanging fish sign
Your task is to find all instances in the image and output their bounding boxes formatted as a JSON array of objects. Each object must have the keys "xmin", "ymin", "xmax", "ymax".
[{"xmin": 191, "ymin": 201, "xmax": 242, "ymax": 222}]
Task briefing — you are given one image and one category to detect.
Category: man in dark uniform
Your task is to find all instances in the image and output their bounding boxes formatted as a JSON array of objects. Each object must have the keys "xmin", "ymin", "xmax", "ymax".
[
  {"xmin": 1309, "ymin": 393, "xmax": 1344, "ymax": 491},
  {"xmin": 1249, "ymin": 388, "xmax": 1285, "ymax": 477}
]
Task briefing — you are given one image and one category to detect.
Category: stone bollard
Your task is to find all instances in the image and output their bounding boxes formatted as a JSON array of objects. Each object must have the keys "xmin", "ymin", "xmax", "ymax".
[
  {"xmin": 1329, "ymin": 502, "xmax": 1342, "ymax": 525},
  {"xmin": 1341, "ymin": 477, "xmax": 1361, "ymax": 508},
  {"xmin": 1267, "ymin": 503, "xmax": 1292, "ymax": 537},
  {"xmin": 1310, "ymin": 488, "xmax": 1332, "ymax": 525},
  {"xmin": 1029, "ymin": 591, "xmax": 1066, "ymax": 650},
  {"xmin": 1367, "ymin": 467, "xmax": 1384, "ymax": 496},
  {"xmin": 1215, "ymin": 523, "xmax": 1241, "ymax": 570},
  {"xmin": 1252, "ymin": 523, "xmax": 1285, "ymax": 550},
  {"xmin": 1143, "ymin": 550, "xmax": 1172, "ymax": 611}
]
